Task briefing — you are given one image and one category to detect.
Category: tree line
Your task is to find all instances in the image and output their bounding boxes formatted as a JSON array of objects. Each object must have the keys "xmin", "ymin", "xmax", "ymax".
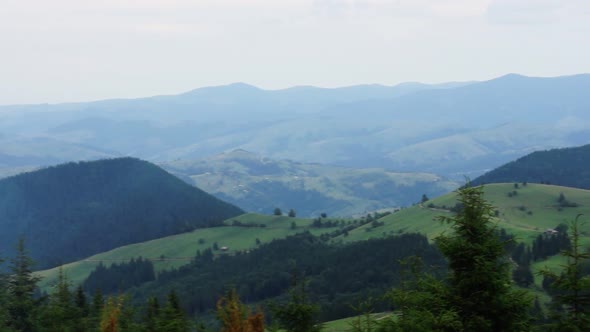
[{"xmin": 2, "ymin": 185, "xmax": 589, "ymax": 331}]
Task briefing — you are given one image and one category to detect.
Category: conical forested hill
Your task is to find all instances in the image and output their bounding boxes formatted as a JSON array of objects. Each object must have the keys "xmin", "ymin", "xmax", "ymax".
[
  {"xmin": 0, "ymin": 157, "xmax": 243, "ymax": 269},
  {"xmin": 472, "ymin": 144, "xmax": 590, "ymax": 189}
]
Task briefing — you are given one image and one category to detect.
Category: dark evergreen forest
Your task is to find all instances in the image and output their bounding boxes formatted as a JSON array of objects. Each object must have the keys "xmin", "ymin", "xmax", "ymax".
[
  {"xmin": 0, "ymin": 158, "xmax": 243, "ymax": 269},
  {"xmin": 472, "ymin": 144, "xmax": 590, "ymax": 188},
  {"xmin": 81, "ymin": 232, "xmax": 446, "ymax": 322}
]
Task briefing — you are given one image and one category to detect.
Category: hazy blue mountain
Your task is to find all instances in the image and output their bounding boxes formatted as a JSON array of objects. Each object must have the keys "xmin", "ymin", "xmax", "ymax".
[
  {"xmin": 472, "ymin": 144, "xmax": 590, "ymax": 189},
  {"xmin": 0, "ymin": 158, "xmax": 243, "ymax": 269},
  {"xmin": 1, "ymin": 74, "xmax": 588, "ymax": 179},
  {"xmin": 162, "ymin": 149, "xmax": 458, "ymax": 217}
]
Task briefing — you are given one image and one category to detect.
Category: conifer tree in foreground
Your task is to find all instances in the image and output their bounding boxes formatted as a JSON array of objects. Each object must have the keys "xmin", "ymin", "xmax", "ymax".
[
  {"xmin": 383, "ymin": 184, "xmax": 532, "ymax": 331},
  {"xmin": 0, "ymin": 255, "xmax": 10, "ymax": 331},
  {"xmin": 6, "ymin": 238, "xmax": 41, "ymax": 332},
  {"xmin": 270, "ymin": 273, "xmax": 322, "ymax": 332},
  {"xmin": 539, "ymin": 215, "xmax": 590, "ymax": 331},
  {"xmin": 435, "ymin": 184, "xmax": 532, "ymax": 331},
  {"xmin": 157, "ymin": 291, "xmax": 190, "ymax": 332}
]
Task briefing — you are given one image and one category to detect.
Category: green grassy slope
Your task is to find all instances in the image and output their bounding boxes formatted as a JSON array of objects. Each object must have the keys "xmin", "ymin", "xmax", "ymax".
[
  {"xmin": 338, "ymin": 183, "xmax": 590, "ymax": 245},
  {"xmin": 39, "ymin": 183, "xmax": 590, "ymax": 290},
  {"xmin": 37, "ymin": 213, "xmax": 340, "ymax": 289},
  {"xmin": 322, "ymin": 313, "xmax": 393, "ymax": 332}
]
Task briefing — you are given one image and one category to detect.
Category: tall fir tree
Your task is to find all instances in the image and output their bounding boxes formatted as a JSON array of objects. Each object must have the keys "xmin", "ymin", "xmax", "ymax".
[
  {"xmin": 144, "ymin": 297, "xmax": 160, "ymax": 332},
  {"xmin": 0, "ymin": 255, "xmax": 11, "ymax": 331},
  {"xmin": 158, "ymin": 291, "xmax": 190, "ymax": 332},
  {"xmin": 382, "ymin": 185, "xmax": 532, "ymax": 331},
  {"xmin": 435, "ymin": 184, "xmax": 532, "ymax": 331},
  {"xmin": 37, "ymin": 267, "xmax": 77, "ymax": 331},
  {"xmin": 270, "ymin": 273, "xmax": 321, "ymax": 332},
  {"xmin": 6, "ymin": 238, "xmax": 41, "ymax": 332},
  {"xmin": 539, "ymin": 215, "xmax": 590, "ymax": 331}
]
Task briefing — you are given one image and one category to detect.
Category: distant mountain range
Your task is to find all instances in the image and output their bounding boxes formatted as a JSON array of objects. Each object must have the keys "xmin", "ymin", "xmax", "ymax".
[
  {"xmin": 472, "ymin": 144, "xmax": 590, "ymax": 189},
  {"xmin": 1, "ymin": 73, "xmax": 589, "ymax": 179},
  {"xmin": 0, "ymin": 158, "xmax": 243, "ymax": 269},
  {"xmin": 162, "ymin": 149, "xmax": 458, "ymax": 217}
]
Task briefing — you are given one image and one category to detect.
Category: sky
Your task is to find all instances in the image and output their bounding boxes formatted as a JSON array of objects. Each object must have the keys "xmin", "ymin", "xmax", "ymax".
[{"xmin": 1, "ymin": 0, "xmax": 589, "ymax": 105}]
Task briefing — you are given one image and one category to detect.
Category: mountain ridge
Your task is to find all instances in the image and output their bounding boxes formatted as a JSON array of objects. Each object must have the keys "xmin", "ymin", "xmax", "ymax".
[{"xmin": 1, "ymin": 73, "xmax": 589, "ymax": 179}]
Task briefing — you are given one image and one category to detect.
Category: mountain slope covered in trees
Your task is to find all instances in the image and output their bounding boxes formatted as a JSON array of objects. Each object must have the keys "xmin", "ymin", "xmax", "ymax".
[
  {"xmin": 472, "ymin": 144, "xmax": 590, "ymax": 189},
  {"xmin": 0, "ymin": 158, "xmax": 243, "ymax": 269}
]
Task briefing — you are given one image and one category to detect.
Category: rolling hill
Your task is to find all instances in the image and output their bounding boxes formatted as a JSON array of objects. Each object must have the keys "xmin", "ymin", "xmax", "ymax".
[
  {"xmin": 0, "ymin": 157, "xmax": 243, "ymax": 269},
  {"xmin": 338, "ymin": 183, "xmax": 590, "ymax": 246},
  {"xmin": 162, "ymin": 149, "xmax": 458, "ymax": 217},
  {"xmin": 33, "ymin": 182, "xmax": 590, "ymax": 329},
  {"xmin": 472, "ymin": 144, "xmax": 590, "ymax": 189},
  {"xmin": 38, "ymin": 183, "xmax": 590, "ymax": 292}
]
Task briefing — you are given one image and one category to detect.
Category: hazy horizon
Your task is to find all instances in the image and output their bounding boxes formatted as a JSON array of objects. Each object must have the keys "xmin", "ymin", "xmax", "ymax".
[
  {"xmin": 2, "ymin": 0, "xmax": 590, "ymax": 105},
  {"xmin": 2, "ymin": 72, "xmax": 588, "ymax": 107}
]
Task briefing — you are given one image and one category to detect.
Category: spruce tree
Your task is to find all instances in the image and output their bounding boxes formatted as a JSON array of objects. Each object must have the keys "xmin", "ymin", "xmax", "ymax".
[
  {"xmin": 435, "ymin": 184, "xmax": 531, "ymax": 331},
  {"xmin": 37, "ymin": 267, "xmax": 77, "ymax": 331},
  {"xmin": 6, "ymin": 238, "xmax": 41, "ymax": 332},
  {"xmin": 158, "ymin": 291, "xmax": 189, "ymax": 332},
  {"xmin": 539, "ymin": 215, "xmax": 590, "ymax": 330},
  {"xmin": 0, "ymin": 255, "xmax": 10, "ymax": 331},
  {"xmin": 270, "ymin": 274, "xmax": 321, "ymax": 332},
  {"xmin": 144, "ymin": 297, "xmax": 160, "ymax": 332}
]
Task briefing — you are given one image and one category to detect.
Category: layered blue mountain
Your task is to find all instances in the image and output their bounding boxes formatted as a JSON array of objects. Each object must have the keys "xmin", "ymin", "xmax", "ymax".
[
  {"xmin": 0, "ymin": 158, "xmax": 243, "ymax": 269},
  {"xmin": 1, "ymin": 74, "xmax": 588, "ymax": 179}
]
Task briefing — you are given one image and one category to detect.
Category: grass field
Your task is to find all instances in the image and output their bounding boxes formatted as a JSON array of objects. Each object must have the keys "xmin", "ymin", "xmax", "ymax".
[
  {"xmin": 338, "ymin": 183, "xmax": 590, "ymax": 246},
  {"xmin": 322, "ymin": 313, "xmax": 393, "ymax": 332},
  {"xmin": 37, "ymin": 182, "xmax": 590, "ymax": 326},
  {"xmin": 37, "ymin": 213, "xmax": 340, "ymax": 289}
]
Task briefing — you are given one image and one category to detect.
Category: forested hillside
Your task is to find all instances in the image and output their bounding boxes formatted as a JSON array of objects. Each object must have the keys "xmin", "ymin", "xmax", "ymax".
[
  {"xmin": 472, "ymin": 144, "xmax": 590, "ymax": 188},
  {"xmin": 125, "ymin": 232, "xmax": 445, "ymax": 322},
  {"xmin": 0, "ymin": 158, "xmax": 243, "ymax": 269}
]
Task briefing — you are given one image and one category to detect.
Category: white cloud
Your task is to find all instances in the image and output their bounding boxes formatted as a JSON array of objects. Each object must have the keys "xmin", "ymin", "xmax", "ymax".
[
  {"xmin": 486, "ymin": 0, "xmax": 590, "ymax": 24},
  {"xmin": 0, "ymin": 0, "xmax": 588, "ymax": 104}
]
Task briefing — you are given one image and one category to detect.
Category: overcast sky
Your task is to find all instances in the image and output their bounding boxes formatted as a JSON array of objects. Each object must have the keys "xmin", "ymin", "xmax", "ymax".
[{"xmin": 1, "ymin": 0, "xmax": 589, "ymax": 105}]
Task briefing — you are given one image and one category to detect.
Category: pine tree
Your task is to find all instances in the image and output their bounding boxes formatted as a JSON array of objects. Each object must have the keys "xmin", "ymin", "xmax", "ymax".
[
  {"xmin": 74, "ymin": 285, "xmax": 90, "ymax": 332},
  {"xmin": 89, "ymin": 288, "xmax": 105, "ymax": 329},
  {"xmin": 75, "ymin": 285, "xmax": 88, "ymax": 317},
  {"xmin": 6, "ymin": 238, "xmax": 41, "ymax": 332},
  {"xmin": 539, "ymin": 215, "xmax": 590, "ymax": 330},
  {"xmin": 158, "ymin": 291, "xmax": 190, "ymax": 332},
  {"xmin": 0, "ymin": 254, "xmax": 10, "ymax": 331},
  {"xmin": 140, "ymin": 296, "xmax": 158, "ymax": 332},
  {"xmin": 270, "ymin": 273, "xmax": 321, "ymax": 332},
  {"xmin": 37, "ymin": 267, "xmax": 77, "ymax": 331},
  {"xmin": 435, "ymin": 184, "xmax": 532, "ymax": 331},
  {"xmin": 382, "ymin": 256, "xmax": 461, "ymax": 331}
]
